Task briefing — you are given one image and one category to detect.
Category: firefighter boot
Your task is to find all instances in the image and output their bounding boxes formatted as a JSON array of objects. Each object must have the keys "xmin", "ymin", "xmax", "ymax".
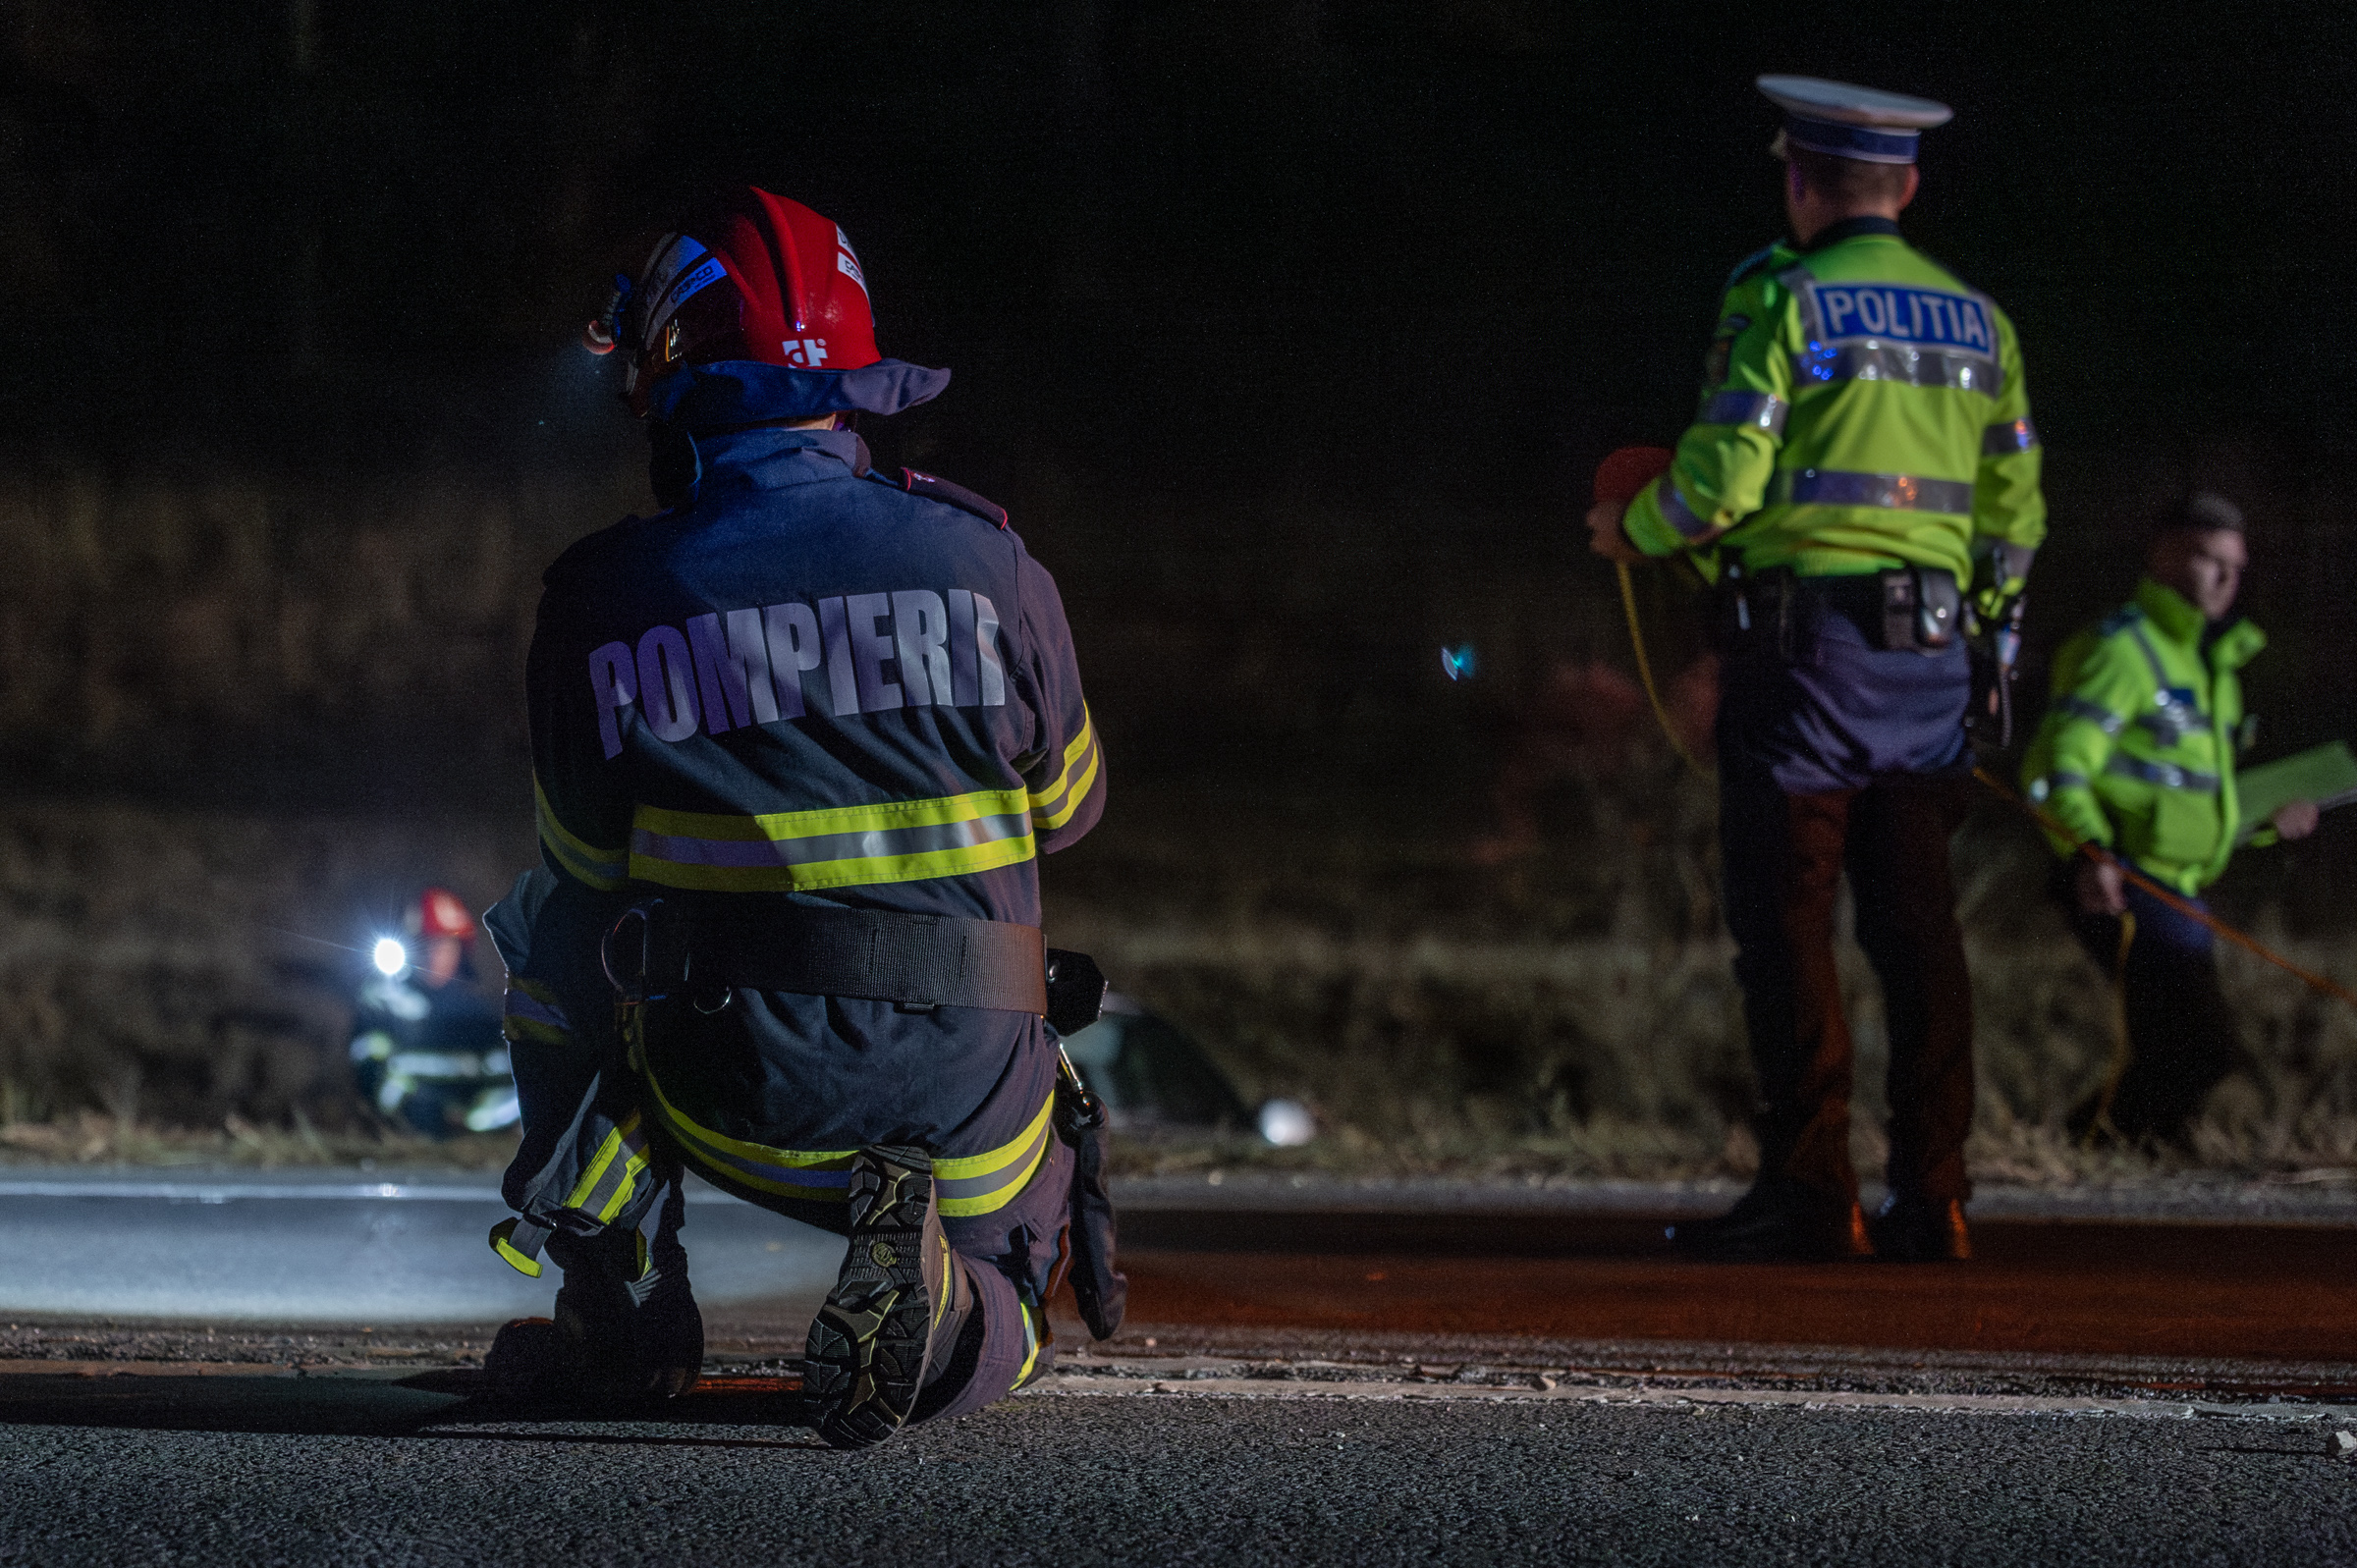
[
  {"xmin": 804, "ymin": 1145, "xmax": 952, "ymax": 1449},
  {"xmin": 537, "ymin": 1222, "xmax": 705, "ymax": 1402},
  {"xmin": 632, "ymin": 1183, "xmax": 706, "ymax": 1398}
]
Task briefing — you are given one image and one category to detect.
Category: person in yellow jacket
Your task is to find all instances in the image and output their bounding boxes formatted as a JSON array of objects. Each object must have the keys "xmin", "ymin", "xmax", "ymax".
[
  {"xmin": 2022, "ymin": 492, "xmax": 2317, "ymax": 1142},
  {"xmin": 1590, "ymin": 76, "xmax": 2047, "ymax": 1264}
]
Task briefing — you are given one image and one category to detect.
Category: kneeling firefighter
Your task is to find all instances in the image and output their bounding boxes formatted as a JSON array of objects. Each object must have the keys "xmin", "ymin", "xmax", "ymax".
[{"xmin": 481, "ymin": 187, "xmax": 1117, "ymax": 1449}]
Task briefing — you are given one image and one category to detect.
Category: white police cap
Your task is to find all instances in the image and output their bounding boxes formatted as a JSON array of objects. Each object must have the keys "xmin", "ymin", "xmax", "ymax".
[{"xmin": 1757, "ymin": 75, "xmax": 1952, "ymax": 165}]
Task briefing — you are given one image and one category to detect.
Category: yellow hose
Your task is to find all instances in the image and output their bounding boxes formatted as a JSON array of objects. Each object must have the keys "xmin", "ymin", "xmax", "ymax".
[
  {"xmin": 2083, "ymin": 908, "xmax": 2136, "ymax": 1147},
  {"xmin": 1616, "ymin": 559, "xmax": 1713, "ymax": 779}
]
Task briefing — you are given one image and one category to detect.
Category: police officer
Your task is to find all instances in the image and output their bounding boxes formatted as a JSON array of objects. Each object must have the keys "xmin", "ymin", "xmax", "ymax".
[
  {"xmin": 2022, "ymin": 493, "xmax": 2316, "ymax": 1144},
  {"xmin": 484, "ymin": 188, "xmax": 1106, "ymax": 1448},
  {"xmin": 1588, "ymin": 78, "xmax": 2047, "ymax": 1262}
]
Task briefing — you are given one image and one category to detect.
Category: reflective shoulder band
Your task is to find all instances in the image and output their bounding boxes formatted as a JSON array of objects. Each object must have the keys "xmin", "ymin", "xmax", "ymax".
[
  {"xmin": 2124, "ymin": 622, "xmax": 2170, "ymax": 686},
  {"xmin": 1658, "ymin": 481, "xmax": 1723, "ymax": 544},
  {"xmin": 1700, "ymin": 390, "xmax": 1789, "ymax": 435},
  {"xmin": 1983, "ymin": 417, "xmax": 2039, "ymax": 455}
]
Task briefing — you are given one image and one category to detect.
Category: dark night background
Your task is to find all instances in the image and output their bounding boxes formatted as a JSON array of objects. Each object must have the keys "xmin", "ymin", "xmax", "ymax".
[
  {"xmin": 10, "ymin": 2, "xmax": 2357, "ymax": 795},
  {"xmin": 5, "ymin": 1, "xmax": 2357, "ymax": 1146}
]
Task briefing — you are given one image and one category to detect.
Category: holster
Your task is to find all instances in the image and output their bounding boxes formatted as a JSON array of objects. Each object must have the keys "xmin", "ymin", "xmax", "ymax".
[
  {"xmin": 1054, "ymin": 1062, "xmax": 1128, "ymax": 1340},
  {"xmin": 1966, "ymin": 591, "xmax": 2026, "ymax": 748},
  {"xmin": 1711, "ymin": 563, "xmax": 1811, "ymax": 663},
  {"xmin": 1871, "ymin": 566, "xmax": 1962, "ymax": 654}
]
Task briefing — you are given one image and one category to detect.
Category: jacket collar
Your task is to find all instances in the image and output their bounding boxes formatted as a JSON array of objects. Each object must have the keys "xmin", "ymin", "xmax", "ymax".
[
  {"xmin": 647, "ymin": 424, "xmax": 871, "ymax": 511},
  {"xmin": 2133, "ymin": 577, "xmax": 2266, "ymax": 670},
  {"xmin": 1797, "ymin": 215, "xmax": 1903, "ymax": 253}
]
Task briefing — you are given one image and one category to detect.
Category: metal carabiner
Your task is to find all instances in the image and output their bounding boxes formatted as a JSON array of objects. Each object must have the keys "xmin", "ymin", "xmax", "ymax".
[{"xmin": 601, "ymin": 899, "xmax": 664, "ymax": 1003}]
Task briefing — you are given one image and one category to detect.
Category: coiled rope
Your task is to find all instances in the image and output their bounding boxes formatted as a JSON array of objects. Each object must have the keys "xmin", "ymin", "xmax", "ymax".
[{"xmin": 1615, "ymin": 560, "xmax": 1713, "ymax": 779}]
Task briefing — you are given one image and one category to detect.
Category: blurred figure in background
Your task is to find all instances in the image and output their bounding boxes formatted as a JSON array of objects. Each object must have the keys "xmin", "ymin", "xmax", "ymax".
[
  {"xmin": 349, "ymin": 888, "xmax": 517, "ymax": 1137},
  {"xmin": 2022, "ymin": 492, "xmax": 2317, "ymax": 1144}
]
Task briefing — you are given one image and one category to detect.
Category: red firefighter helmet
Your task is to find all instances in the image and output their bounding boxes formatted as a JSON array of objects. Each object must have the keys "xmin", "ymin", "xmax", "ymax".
[
  {"xmin": 406, "ymin": 888, "xmax": 477, "ymax": 944},
  {"xmin": 586, "ymin": 188, "xmax": 930, "ymax": 420}
]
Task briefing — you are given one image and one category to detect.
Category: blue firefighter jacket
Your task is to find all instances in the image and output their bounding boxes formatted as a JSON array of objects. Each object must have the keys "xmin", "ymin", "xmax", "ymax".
[{"xmin": 510, "ymin": 411, "xmax": 1105, "ymax": 1224}]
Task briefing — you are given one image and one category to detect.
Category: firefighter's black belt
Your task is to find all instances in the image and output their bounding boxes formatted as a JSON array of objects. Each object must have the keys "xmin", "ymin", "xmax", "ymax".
[{"xmin": 688, "ymin": 905, "xmax": 1049, "ymax": 1014}]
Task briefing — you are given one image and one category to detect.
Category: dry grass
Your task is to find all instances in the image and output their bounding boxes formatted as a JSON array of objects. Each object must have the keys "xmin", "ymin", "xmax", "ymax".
[
  {"xmin": 3, "ymin": 790, "xmax": 2356, "ymax": 1186},
  {"xmin": 0, "ymin": 1111, "xmax": 518, "ymax": 1171}
]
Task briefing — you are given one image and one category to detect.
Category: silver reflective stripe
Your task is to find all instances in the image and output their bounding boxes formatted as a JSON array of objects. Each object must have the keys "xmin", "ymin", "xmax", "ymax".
[
  {"xmin": 1700, "ymin": 390, "xmax": 1789, "ymax": 435},
  {"xmin": 1658, "ymin": 481, "xmax": 1721, "ymax": 543},
  {"xmin": 2048, "ymin": 771, "xmax": 2090, "ymax": 791},
  {"xmin": 503, "ymin": 990, "xmax": 570, "ymax": 1033},
  {"xmin": 631, "ymin": 809, "xmax": 1034, "ymax": 872},
  {"xmin": 2136, "ymin": 709, "xmax": 2211, "ymax": 739},
  {"xmin": 2106, "ymin": 754, "xmax": 2219, "ymax": 793},
  {"xmin": 1983, "ymin": 417, "xmax": 2039, "ymax": 455},
  {"xmin": 1769, "ymin": 468, "xmax": 1975, "ymax": 514},
  {"xmin": 2055, "ymin": 695, "xmax": 2124, "ymax": 734},
  {"xmin": 1792, "ymin": 342, "xmax": 2003, "ymax": 396},
  {"xmin": 384, "ymin": 1052, "xmax": 496, "ymax": 1079}
]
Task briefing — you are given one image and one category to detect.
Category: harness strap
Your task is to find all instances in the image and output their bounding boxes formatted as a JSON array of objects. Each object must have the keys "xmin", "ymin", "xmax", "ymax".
[{"xmin": 689, "ymin": 905, "xmax": 1048, "ymax": 1013}]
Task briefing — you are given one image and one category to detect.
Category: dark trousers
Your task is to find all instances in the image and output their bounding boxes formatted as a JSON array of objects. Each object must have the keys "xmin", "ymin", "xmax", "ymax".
[
  {"xmin": 1716, "ymin": 602, "xmax": 1977, "ymax": 1205},
  {"xmin": 1720, "ymin": 773, "xmax": 1977, "ymax": 1203},
  {"xmin": 2051, "ymin": 862, "xmax": 2237, "ymax": 1140}
]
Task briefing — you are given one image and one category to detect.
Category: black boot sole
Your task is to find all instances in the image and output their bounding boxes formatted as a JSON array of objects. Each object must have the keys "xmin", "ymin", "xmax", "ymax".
[{"xmin": 805, "ymin": 1150, "xmax": 938, "ymax": 1450}]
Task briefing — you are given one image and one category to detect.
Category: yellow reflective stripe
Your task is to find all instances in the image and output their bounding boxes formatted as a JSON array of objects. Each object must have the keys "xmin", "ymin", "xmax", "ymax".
[
  {"xmin": 934, "ymin": 1094, "xmax": 1055, "ymax": 1183},
  {"xmin": 643, "ymin": 1061, "xmax": 858, "ymax": 1203},
  {"xmin": 630, "ymin": 834, "xmax": 1036, "ymax": 894},
  {"xmin": 1014, "ymin": 1301, "xmax": 1039, "ymax": 1384},
  {"xmin": 1026, "ymin": 708, "xmax": 1099, "ymax": 830},
  {"xmin": 489, "ymin": 1217, "xmax": 544, "ymax": 1278},
  {"xmin": 535, "ymin": 776, "xmax": 628, "ymax": 891},
  {"xmin": 644, "ymin": 1068, "xmax": 1052, "ymax": 1217},
  {"xmin": 1033, "ymin": 742, "xmax": 1100, "ymax": 832},
  {"xmin": 629, "ymin": 787, "xmax": 1037, "ymax": 893},
  {"xmin": 564, "ymin": 1111, "xmax": 649, "ymax": 1223},
  {"xmin": 635, "ymin": 789, "xmax": 1030, "ymax": 842},
  {"xmin": 502, "ymin": 979, "xmax": 573, "ymax": 1048},
  {"xmin": 932, "ymin": 1228, "xmax": 953, "ymax": 1330},
  {"xmin": 936, "ymin": 1094, "xmax": 1056, "ymax": 1218}
]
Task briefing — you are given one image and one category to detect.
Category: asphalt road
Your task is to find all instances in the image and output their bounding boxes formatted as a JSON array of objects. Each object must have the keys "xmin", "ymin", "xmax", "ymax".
[
  {"xmin": 4, "ymin": 1372, "xmax": 2355, "ymax": 1566},
  {"xmin": 7, "ymin": 1168, "xmax": 2357, "ymax": 1564}
]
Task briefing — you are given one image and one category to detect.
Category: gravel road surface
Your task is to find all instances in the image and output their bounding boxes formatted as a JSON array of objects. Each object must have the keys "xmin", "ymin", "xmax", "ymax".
[{"xmin": 4, "ymin": 1371, "xmax": 2356, "ymax": 1566}]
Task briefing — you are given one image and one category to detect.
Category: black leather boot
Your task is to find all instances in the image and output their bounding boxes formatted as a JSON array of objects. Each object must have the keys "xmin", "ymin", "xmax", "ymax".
[
  {"xmin": 1867, "ymin": 1194, "xmax": 1971, "ymax": 1263},
  {"xmin": 1668, "ymin": 1177, "xmax": 1874, "ymax": 1263}
]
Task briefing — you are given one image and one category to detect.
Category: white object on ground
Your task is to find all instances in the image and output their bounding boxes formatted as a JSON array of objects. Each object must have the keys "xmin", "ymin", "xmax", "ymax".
[{"xmin": 1258, "ymin": 1099, "xmax": 1316, "ymax": 1148}]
